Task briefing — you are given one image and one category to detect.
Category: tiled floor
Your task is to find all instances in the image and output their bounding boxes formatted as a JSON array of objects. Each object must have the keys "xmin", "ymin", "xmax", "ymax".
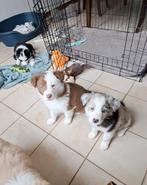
[{"xmin": 0, "ymin": 41, "xmax": 147, "ymax": 185}]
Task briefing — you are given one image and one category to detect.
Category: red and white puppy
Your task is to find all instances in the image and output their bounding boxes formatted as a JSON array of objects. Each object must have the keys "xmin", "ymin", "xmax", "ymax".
[{"xmin": 31, "ymin": 71, "xmax": 90, "ymax": 125}]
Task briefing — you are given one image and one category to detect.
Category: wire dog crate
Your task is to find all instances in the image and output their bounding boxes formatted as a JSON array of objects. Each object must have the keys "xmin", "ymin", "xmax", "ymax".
[{"xmin": 33, "ymin": 0, "xmax": 147, "ymax": 81}]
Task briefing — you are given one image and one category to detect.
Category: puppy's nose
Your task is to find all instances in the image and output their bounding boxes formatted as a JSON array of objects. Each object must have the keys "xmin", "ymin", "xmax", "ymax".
[
  {"xmin": 47, "ymin": 94, "xmax": 52, "ymax": 99},
  {"xmin": 93, "ymin": 118, "xmax": 99, "ymax": 123}
]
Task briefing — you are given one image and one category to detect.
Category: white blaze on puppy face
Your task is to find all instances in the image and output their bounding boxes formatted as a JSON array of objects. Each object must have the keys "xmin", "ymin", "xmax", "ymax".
[
  {"xmin": 43, "ymin": 71, "xmax": 65, "ymax": 100},
  {"xmin": 31, "ymin": 71, "xmax": 65, "ymax": 101},
  {"xmin": 16, "ymin": 45, "xmax": 28, "ymax": 62},
  {"xmin": 85, "ymin": 94, "xmax": 106, "ymax": 126},
  {"xmin": 82, "ymin": 93, "xmax": 121, "ymax": 127}
]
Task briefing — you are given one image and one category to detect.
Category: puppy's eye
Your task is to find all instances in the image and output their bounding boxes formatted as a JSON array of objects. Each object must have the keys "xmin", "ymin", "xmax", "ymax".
[
  {"xmin": 102, "ymin": 109, "xmax": 106, "ymax": 113},
  {"xmin": 91, "ymin": 107, "xmax": 94, "ymax": 111},
  {"xmin": 51, "ymin": 84, "xmax": 55, "ymax": 88}
]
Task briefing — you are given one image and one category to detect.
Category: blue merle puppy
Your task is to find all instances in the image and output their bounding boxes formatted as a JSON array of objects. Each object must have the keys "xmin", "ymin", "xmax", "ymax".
[{"xmin": 81, "ymin": 92, "xmax": 132, "ymax": 150}]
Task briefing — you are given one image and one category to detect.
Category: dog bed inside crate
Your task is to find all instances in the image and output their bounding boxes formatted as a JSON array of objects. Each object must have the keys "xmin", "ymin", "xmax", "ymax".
[{"xmin": 0, "ymin": 12, "xmax": 42, "ymax": 47}]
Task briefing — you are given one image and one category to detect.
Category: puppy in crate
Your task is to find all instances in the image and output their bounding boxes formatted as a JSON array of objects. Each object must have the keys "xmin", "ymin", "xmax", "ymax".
[
  {"xmin": 81, "ymin": 92, "xmax": 132, "ymax": 150},
  {"xmin": 13, "ymin": 43, "xmax": 35, "ymax": 67}
]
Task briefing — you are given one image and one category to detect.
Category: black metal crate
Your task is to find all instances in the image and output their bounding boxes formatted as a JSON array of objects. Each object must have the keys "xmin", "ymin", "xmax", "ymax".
[{"xmin": 33, "ymin": 0, "xmax": 147, "ymax": 81}]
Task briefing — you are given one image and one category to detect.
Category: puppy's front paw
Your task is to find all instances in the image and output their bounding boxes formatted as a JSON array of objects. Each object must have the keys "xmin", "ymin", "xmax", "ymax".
[
  {"xmin": 64, "ymin": 119, "xmax": 72, "ymax": 125},
  {"xmin": 100, "ymin": 142, "xmax": 109, "ymax": 151},
  {"xmin": 47, "ymin": 118, "xmax": 56, "ymax": 125},
  {"xmin": 30, "ymin": 59, "xmax": 35, "ymax": 67},
  {"xmin": 88, "ymin": 131, "xmax": 97, "ymax": 139},
  {"xmin": 16, "ymin": 60, "xmax": 20, "ymax": 65},
  {"xmin": 117, "ymin": 128, "xmax": 128, "ymax": 137}
]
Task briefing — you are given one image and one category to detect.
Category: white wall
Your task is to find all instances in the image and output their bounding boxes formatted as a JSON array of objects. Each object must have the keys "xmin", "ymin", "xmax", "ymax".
[{"xmin": 0, "ymin": 0, "xmax": 33, "ymax": 21}]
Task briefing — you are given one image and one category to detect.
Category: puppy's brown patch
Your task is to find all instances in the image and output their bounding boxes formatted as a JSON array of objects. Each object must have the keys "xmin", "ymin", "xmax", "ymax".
[
  {"xmin": 54, "ymin": 71, "xmax": 64, "ymax": 81},
  {"xmin": 31, "ymin": 75, "xmax": 47, "ymax": 95},
  {"xmin": 58, "ymin": 84, "xmax": 67, "ymax": 97},
  {"xmin": 68, "ymin": 83, "xmax": 90, "ymax": 112}
]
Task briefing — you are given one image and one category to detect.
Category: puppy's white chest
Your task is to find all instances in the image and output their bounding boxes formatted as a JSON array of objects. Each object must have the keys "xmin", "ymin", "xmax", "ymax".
[{"xmin": 44, "ymin": 96, "xmax": 69, "ymax": 113}]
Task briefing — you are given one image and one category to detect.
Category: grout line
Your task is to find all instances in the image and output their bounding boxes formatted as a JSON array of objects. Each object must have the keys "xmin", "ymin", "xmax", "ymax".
[
  {"xmin": 22, "ymin": 115, "xmax": 49, "ymax": 135},
  {"xmin": 93, "ymin": 83, "xmax": 127, "ymax": 96},
  {"xmin": 1, "ymin": 97, "xmax": 40, "ymax": 118},
  {"xmin": 22, "ymin": 115, "xmax": 64, "ymax": 135},
  {"xmin": 76, "ymin": 74, "xmax": 147, "ymax": 103},
  {"xmin": 0, "ymin": 82, "xmax": 32, "ymax": 103},
  {"xmin": 89, "ymin": 80, "xmax": 126, "ymax": 96},
  {"xmin": 92, "ymin": 71, "xmax": 104, "ymax": 84},
  {"xmin": 68, "ymin": 134, "xmax": 102, "ymax": 185},
  {"xmin": 0, "ymin": 102, "xmax": 22, "ymax": 116},
  {"xmin": 29, "ymin": 134, "xmax": 49, "ymax": 156},
  {"xmin": 78, "ymin": 70, "xmax": 103, "ymax": 84},
  {"xmin": 78, "ymin": 77, "xmax": 94, "ymax": 83},
  {"xmin": 22, "ymin": 99, "xmax": 41, "ymax": 115},
  {"xmin": 87, "ymin": 82, "xmax": 95, "ymax": 90},
  {"xmin": 122, "ymin": 80, "xmax": 136, "ymax": 101},
  {"xmin": 0, "ymin": 115, "xmax": 22, "ymax": 136},
  {"xmin": 0, "ymin": 55, "xmax": 13, "ymax": 64},
  {"xmin": 125, "ymin": 94, "xmax": 147, "ymax": 103},
  {"xmin": 87, "ymin": 159, "xmax": 126, "ymax": 185},
  {"xmin": 49, "ymin": 134, "xmax": 85, "ymax": 158},
  {"xmin": 0, "ymin": 85, "xmax": 23, "ymax": 102},
  {"xmin": 141, "ymin": 170, "xmax": 147, "ymax": 185},
  {"xmin": 128, "ymin": 130, "xmax": 147, "ymax": 141},
  {"xmin": 0, "ymin": 99, "xmax": 54, "ymax": 136},
  {"xmin": 68, "ymin": 159, "xmax": 86, "ymax": 185}
]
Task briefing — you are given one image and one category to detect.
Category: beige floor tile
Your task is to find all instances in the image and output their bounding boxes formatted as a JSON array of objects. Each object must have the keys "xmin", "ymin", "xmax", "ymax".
[
  {"xmin": 76, "ymin": 78, "xmax": 92, "ymax": 89},
  {"xmin": 0, "ymin": 56, "xmax": 15, "ymax": 65},
  {"xmin": 0, "ymin": 103, "xmax": 20, "ymax": 135},
  {"xmin": 31, "ymin": 135, "xmax": 84, "ymax": 185},
  {"xmin": 0, "ymin": 51, "xmax": 12, "ymax": 64},
  {"xmin": 89, "ymin": 84, "xmax": 125, "ymax": 100},
  {"xmin": 52, "ymin": 114, "xmax": 98, "ymax": 157},
  {"xmin": 0, "ymin": 43, "xmax": 13, "ymax": 63},
  {"xmin": 24, "ymin": 100, "xmax": 60, "ymax": 133},
  {"xmin": 3, "ymin": 84, "xmax": 39, "ymax": 114},
  {"xmin": 95, "ymin": 72, "xmax": 134, "ymax": 93},
  {"xmin": 143, "ymin": 173, "xmax": 147, "ymax": 185},
  {"xmin": 128, "ymin": 80, "xmax": 147, "ymax": 101},
  {"xmin": 78, "ymin": 68, "xmax": 102, "ymax": 82},
  {"xmin": 124, "ymin": 96, "xmax": 147, "ymax": 139},
  {"xmin": 0, "ymin": 84, "xmax": 22, "ymax": 101},
  {"xmin": 88, "ymin": 132, "xmax": 147, "ymax": 185},
  {"xmin": 71, "ymin": 160, "xmax": 123, "ymax": 185},
  {"xmin": 1, "ymin": 117, "xmax": 47, "ymax": 155}
]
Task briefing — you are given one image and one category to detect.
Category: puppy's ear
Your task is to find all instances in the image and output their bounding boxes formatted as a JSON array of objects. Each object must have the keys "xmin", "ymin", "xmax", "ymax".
[
  {"xmin": 31, "ymin": 76, "xmax": 40, "ymax": 87},
  {"xmin": 107, "ymin": 95, "xmax": 121, "ymax": 112},
  {"xmin": 54, "ymin": 71, "xmax": 64, "ymax": 81},
  {"xmin": 13, "ymin": 54, "xmax": 16, "ymax": 60},
  {"xmin": 26, "ymin": 43, "xmax": 35, "ymax": 57},
  {"xmin": 81, "ymin": 93, "xmax": 92, "ymax": 106}
]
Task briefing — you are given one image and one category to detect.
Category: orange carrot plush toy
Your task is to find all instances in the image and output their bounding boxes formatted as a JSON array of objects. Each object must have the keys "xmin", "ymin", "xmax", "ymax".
[{"xmin": 51, "ymin": 50, "xmax": 70, "ymax": 70}]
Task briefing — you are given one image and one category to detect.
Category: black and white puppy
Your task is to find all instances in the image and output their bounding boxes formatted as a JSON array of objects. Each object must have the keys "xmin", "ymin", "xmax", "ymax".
[
  {"xmin": 13, "ymin": 43, "xmax": 35, "ymax": 66},
  {"xmin": 81, "ymin": 93, "xmax": 132, "ymax": 150}
]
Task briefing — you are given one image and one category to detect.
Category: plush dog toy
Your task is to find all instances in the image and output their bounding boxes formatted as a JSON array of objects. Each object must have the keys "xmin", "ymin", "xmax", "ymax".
[
  {"xmin": 53, "ymin": 63, "xmax": 88, "ymax": 83},
  {"xmin": 11, "ymin": 64, "xmax": 30, "ymax": 73},
  {"xmin": 64, "ymin": 63, "xmax": 87, "ymax": 82},
  {"xmin": 51, "ymin": 50, "xmax": 70, "ymax": 70}
]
